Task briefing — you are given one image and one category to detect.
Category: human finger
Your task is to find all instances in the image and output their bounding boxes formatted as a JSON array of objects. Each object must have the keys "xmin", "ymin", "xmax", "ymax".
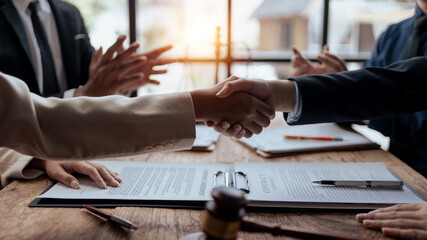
[
  {"xmin": 47, "ymin": 164, "xmax": 80, "ymax": 189},
  {"xmin": 104, "ymin": 166, "xmax": 122, "ymax": 183},
  {"xmin": 253, "ymin": 110, "xmax": 271, "ymax": 128},
  {"xmin": 370, "ymin": 204, "xmax": 423, "ymax": 214},
  {"xmin": 363, "ymin": 219, "xmax": 426, "ymax": 231},
  {"xmin": 222, "ymin": 123, "xmax": 243, "ymax": 137},
  {"xmin": 382, "ymin": 227, "xmax": 427, "ymax": 240},
  {"xmin": 317, "ymin": 54, "xmax": 342, "ymax": 72},
  {"xmin": 212, "ymin": 121, "xmax": 231, "ymax": 134},
  {"xmin": 291, "ymin": 47, "xmax": 310, "ymax": 65},
  {"xmin": 115, "ymin": 57, "xmax": 147, "ymax": 78},
  {"xmin": 117, "ymin": 73, "xmax": 146, "ymax": 92},
  {"xmin": 234, "ymin": 128, "xmax": 246, "ymax": 139},
  {"xmin": 86, "ymin": 162, "xmax": 120, "ymax": 187},
  {"xmin": 205, "ymin": 121, "xmax": 215, "ymax": 127},
  {"xmin": 216, "ymin": 78, "xmax": 255, "ymax": 98},
  {"xmin": 151, "ymin": 58, "xmax": 175, "ymax": 67},
  {"xmin": 100, "ymin": 35, "xmax": 127, "ymax": 66},
  {"xmin": 359, "ymin": 211, "xmax": 422, "ymax": 222},
  {"xmin": 243, "ymin": 129, "xmax": 253, "ymax": 138},
  {"xmin": 256, "ymin": 101, "xmax": 275, "ymax": 120},
  {"xmin": 114, "ymin": 42, "xmax": 140, "ymax": 65},
  {"xmin": 322, "ymin": 44, "xmax": 329, "ymax": 53},
  {"xmin": 76, "ymin": 163, "xmax": 108, "ymax": 189},
  {"xmin": 151, "ymin": 69, "xmax": 168, "ymax": 75},
  {"xmin": 324, "ymin": 52, "xmax": 347, "ymax": 71},
  {"xmin": 145, "ymin": 45, "xmax": 173, "ymax": 58},
  {"xmin": 243, "ymin": 121, "xmax": 263, "ymax": 135}
]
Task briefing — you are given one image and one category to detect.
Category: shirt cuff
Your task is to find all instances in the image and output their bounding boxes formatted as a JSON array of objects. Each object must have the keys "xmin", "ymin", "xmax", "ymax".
[
  {"xmin": 63, "ymin": 88, "xmax": 76, "ymax": 99},
  {"xmin": 286, "ymin": 81, "xmax": 302, "ymax": 123}
]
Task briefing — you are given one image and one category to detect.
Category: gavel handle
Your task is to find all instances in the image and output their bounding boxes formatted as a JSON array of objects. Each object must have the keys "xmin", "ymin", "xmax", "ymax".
[{"xmin": 241, "ymin": 217, "xmax": 363, "ymax": 240}]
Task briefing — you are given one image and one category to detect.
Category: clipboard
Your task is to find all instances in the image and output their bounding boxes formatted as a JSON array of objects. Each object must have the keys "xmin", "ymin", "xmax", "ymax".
[{"xmin": 29, "ymin": 162, "xmax": 425, "ymax": 210}]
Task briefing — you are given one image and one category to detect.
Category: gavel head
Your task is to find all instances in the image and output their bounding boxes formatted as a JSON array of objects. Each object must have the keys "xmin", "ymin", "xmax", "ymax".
[{"xmin": 202, "ymin": 187, "xmax": 248, "ymax": 240}]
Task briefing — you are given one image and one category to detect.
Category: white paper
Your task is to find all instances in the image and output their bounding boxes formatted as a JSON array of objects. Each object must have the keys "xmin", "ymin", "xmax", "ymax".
[
  {"xmin": 193, "ymin": 125, "xmax": 220, "ymax": 148},
  {"xmin": 38, "ymin": 162, "xmax": 226, "ymax": 201},
  {"xmin": 37, "ymin": 162, "xmax": 425, "ymax": 209},
  {"xmin": 240, "ymin": 123, "xmax": 377, "ymax": 154},
  {"xmin": 236, "ymin": 162, "xmax": 425, "ymax": 205}
]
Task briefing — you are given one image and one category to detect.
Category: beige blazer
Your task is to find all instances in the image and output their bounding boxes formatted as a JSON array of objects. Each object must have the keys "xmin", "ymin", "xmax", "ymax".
[{"xmin": 0, "ymin": 73, "xmax": 196, "ymax": 187}]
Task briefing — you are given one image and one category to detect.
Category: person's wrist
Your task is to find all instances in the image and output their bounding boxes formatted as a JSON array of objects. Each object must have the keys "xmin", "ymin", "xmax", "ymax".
[
  {"xmin": 271, "ymin": 80, "xmax": 296, "ymax": 112},
  {"xmin": 27, "ymin": 159, "xmax": 46, "ymax": 170},
  {"xmin": 190, "ymin": 89, "xmax": 208, "ymax": 120}
]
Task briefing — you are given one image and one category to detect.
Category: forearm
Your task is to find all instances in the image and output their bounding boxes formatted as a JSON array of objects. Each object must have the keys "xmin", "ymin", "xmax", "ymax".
[
  {"xmin": 268, "ymin": 80, "xmax": 296, "ymax": 112},
  {"xmin": 290, "ymin": 57, "xmax": 427, "ymax": 124},
  {"xmin": 0, "ymin": 73, "xmax": 196, "ymax": 160}
]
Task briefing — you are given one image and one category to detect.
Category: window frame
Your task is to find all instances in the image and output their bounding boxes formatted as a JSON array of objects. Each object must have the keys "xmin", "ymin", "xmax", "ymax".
[{"xmin": 128, "ymin": 0, "xmax": 366, "ymax": 78}]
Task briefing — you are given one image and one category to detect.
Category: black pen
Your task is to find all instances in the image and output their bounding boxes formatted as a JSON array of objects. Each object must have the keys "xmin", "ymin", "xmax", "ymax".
[
  {"xmin": 84, "ymin": 205, "xmax": 138, "ymax": 229},
  {"xmin": 312, "ymin": 180, "xmax": 404, "ymax": 189}
]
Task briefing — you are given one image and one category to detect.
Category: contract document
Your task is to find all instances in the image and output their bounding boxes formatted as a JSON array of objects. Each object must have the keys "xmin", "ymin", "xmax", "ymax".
[{"xmin": 32, "ymin": 162, "xmax": 425, "ymax": 209}]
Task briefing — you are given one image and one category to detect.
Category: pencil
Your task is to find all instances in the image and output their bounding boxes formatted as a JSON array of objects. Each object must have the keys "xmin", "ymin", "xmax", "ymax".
[{"xmin": 284, "ymin": 135, "xmax": 347, "ymax": 141}]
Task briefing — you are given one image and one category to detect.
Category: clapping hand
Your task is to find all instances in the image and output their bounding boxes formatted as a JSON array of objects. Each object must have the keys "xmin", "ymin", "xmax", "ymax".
[{"xmin": 291, "ymin": 45, "xmax": 347, "ymax": 76}]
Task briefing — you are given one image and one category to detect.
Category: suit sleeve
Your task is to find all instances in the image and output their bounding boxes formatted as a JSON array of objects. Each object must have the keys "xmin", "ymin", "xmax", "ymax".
[
  {"xmin": 0, "ymin": 73, "xmax": 196, "ymax": 160},
  {"xmin": 0, "ymin": 148, "xmax": 43, "ymax": 188},
  {"xmin": 287, "ymin": 57, "xmax": 427, "ymax": 125}
]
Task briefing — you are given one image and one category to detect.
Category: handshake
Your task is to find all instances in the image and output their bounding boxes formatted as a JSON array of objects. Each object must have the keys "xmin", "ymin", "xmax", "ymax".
[{"xmin": 189, "ymin": 76, "xmax": 297, "ymax": 139}]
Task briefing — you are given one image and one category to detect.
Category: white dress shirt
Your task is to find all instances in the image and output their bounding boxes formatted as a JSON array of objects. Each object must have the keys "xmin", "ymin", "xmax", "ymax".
[{"xmin": 12, "ymin": 0, "xmax": 74, "ymax": 97}]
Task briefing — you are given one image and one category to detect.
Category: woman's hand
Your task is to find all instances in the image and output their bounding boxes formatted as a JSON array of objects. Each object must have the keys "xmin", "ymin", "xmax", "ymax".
[{"xmin": 29, "ymin": 159, "xmax": 122, "ymax": 189}]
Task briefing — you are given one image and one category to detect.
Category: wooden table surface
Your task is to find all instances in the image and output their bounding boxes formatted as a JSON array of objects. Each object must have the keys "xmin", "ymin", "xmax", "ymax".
[{"xmin": 1, "ymin": 136, "xmax": 427, "ymax": 240}]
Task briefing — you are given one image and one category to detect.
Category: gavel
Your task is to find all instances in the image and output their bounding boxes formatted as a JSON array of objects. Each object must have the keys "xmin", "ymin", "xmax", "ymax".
[{"xmin": 180, "ymin": 186, "xmax": 362, "ymax": 240}]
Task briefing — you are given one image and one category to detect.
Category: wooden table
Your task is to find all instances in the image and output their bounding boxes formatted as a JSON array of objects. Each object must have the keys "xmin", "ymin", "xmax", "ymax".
[{"xmin": 1, "ymin": 136, "xmax": 426, "ymax": 240}]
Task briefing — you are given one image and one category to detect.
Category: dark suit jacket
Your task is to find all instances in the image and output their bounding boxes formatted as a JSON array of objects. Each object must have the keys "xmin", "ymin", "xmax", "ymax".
[
  {"xmin": 0, "ymin": 0, "xmax": 94, "ymax": 96},
  {"xmin": 288, "ymin": 57, "xmax": 427, "ymax": 125}
]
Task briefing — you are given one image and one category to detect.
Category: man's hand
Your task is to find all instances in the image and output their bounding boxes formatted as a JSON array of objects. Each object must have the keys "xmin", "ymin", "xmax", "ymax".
[
  {"xmin": 190, "ymin": 80, "xmax": 276, "ymax": 138},
  {"xmin": 205, "ymin": 76, "xmax": 297, "ymax": 138},
  {"xmin": 356, "ymin": 203, "xmax": 427, "ymax": 240},
  {"xmin": 28, "ymin": 159, "xmax": 122, "ymax": 189},
  {"xmin": 138, "ymin": 45, "xmax": 175, "ymax": 85},
  {"xmin": 75, "ymin": 36, "xmax": 173, "ymax": 97},
  {"xmin": 291, "ymin": 45, "xmax": 347, "ymax": 76},
  {"xmin": 216, "ymin": 76, "xmax": 296, "ymax": 112}
]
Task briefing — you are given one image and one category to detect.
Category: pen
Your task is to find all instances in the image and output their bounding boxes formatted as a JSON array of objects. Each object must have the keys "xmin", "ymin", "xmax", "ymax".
[
  {"xmin": 284, "ymin": 135, "xmax": 347, "ymax": 141},
  {"xmin": 312, "ymin": 180, "xmax": 404, "ymax": 189},
  {"xmin": 84, "ymin": 205, "xmax": 138, "ymax": 229}
]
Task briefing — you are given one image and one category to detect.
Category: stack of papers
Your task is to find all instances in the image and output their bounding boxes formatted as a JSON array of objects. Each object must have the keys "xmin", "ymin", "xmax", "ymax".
[{"xmin": 240, "ymin": 123, "xmax": 378, "ymax": 157}]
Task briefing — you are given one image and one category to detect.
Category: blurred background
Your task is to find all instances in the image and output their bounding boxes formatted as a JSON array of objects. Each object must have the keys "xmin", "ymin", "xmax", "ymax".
[{"xmin": 66, "ymin": 0, "xmax": 416, "ymax": 96}]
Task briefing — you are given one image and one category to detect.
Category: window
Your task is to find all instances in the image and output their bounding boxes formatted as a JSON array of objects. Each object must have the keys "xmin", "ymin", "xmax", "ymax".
[{"xmin": 67, "ymin": 0, "xmax": 418, "ymax": 93}]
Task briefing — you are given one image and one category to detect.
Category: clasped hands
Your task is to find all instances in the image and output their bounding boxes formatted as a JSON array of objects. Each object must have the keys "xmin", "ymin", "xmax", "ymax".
[{"xmin": 192, "ymin": 76, "xmax": 296, "ymax": 139}]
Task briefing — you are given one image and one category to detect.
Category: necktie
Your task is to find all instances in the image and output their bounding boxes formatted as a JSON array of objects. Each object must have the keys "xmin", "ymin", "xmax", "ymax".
[
  {"xmin": 401, "ymin": 15, "xmax": 427, "ymax": 60},
  {"xmin": 28, "ymin": 1, "xmax": 59, "ymax": 95}
]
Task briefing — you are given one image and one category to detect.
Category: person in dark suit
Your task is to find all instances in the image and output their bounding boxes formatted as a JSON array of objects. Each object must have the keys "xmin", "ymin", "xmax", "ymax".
[
  {"xmin": 212, "ymin": 57, "xmax": 427, "ymax": 240},
  {"xmin": 290, "ymin": 0, "xmax": 427, "ymax": 177},
  {"xmin": 0, "ymin": 0, "xmax": 172, "ymax": 97}
]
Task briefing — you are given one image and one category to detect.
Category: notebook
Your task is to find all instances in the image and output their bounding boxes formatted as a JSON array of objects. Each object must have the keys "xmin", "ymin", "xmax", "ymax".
[{"xmin": 239, "ymin": 123, "xmax": 379, "ymax": 157}]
